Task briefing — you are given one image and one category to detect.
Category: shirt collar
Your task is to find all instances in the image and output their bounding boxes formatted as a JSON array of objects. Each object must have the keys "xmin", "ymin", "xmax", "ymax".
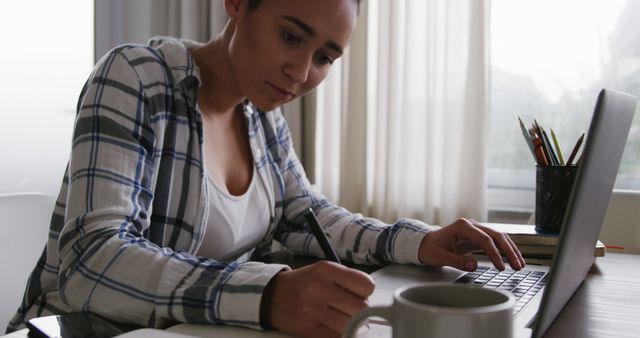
[
  {"xmin": 148, "ymin": 36, "xmax": 263, "ymax": 118},
  {"xmin": 148, "ymin": 36, "xmax": 202, "ymax": 88}
]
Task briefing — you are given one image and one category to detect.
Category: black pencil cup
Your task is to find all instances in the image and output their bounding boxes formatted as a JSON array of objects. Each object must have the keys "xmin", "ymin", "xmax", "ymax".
[{"xmin": 535, "ymin": 165, "xmax": 577, "ymax": 234}]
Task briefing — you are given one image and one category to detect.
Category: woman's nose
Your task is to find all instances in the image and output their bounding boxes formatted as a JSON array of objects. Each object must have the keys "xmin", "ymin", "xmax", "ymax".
[{"xmin": 283, "ymin": 54, "xmax": 312, "ymax": 84}]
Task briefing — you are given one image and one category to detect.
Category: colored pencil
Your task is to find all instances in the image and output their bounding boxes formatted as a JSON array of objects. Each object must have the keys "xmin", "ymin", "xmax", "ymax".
[
  {"xmin": 550, "ymin": 129, "xmax": 565, "ymax": 165},
  {"xmin": 565, "ymin": 133, "xmax": 585, "ymax": 166}
]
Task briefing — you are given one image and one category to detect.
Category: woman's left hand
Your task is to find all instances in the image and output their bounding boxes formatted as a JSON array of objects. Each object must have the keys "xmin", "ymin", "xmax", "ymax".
[{"xmin": 418, "ymin": 218, "xmax": 526, "ymax": 271}]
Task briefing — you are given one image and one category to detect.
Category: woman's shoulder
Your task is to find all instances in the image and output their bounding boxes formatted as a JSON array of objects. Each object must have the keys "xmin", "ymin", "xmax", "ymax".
[
  {"xmin": 97, "ymin": 43, "xmax": 161, "ymax": 69},
  {"xmin": 94, "ymin": 36, "xmax": 199, "ymax": 86}
]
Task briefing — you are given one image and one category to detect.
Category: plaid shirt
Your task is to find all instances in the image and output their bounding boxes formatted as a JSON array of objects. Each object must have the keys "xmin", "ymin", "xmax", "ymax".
[{"xmin": 8, "ymin": 37, "xmax": 431, "ymax": 332}]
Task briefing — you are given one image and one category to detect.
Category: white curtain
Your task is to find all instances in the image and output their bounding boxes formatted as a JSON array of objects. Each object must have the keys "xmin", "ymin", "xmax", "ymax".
[{"xmin": 315, "ymin": 0, "xmax": 490, "ymax": 226}]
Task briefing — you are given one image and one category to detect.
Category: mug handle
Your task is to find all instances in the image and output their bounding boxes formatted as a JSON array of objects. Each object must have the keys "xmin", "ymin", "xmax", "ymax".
[{"xmin": 343, "ymin": 306, "xmax": 392, "ymax": 338}]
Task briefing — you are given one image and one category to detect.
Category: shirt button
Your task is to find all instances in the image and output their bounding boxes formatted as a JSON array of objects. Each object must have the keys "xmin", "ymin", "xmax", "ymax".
[{"xmin": 255, "ymin": 148, "xmax": 262, "ymax": 159}]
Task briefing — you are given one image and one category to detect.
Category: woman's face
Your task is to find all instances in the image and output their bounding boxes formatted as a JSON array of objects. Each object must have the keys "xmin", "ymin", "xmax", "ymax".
[{"xmin": 227, "ymin": 0, "xmax": 358, "ymax": 111}]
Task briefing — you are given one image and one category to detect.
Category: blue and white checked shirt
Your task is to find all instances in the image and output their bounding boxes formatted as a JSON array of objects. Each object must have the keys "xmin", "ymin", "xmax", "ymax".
[{"xmin": 8, "ymin": 37, "xmax": 432, "ymax": 332}]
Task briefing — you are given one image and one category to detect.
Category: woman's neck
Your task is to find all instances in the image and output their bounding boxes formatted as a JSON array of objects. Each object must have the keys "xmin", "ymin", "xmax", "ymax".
[{"xmin": 191, "ymin": 21, "xmax": 245, "ymax": 117}]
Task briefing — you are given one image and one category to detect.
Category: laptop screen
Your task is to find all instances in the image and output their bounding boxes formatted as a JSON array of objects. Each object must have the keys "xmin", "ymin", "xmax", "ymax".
[{"xmin": 532, "ymin": 89, "xmax": 637, "ymax": 338}]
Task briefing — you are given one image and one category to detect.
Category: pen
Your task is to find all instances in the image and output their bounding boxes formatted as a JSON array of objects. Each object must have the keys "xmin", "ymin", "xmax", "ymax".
[
  {"xmin": 565, "ymin": 133, "xmax": 584, "ymax": 166},
  {"xmin": 305, "ymin": 208, "xmax": 341, "ymax": 264},
  {"xmin": 305, "ymin": 208, "xmax": 369, "ymax": 329}
]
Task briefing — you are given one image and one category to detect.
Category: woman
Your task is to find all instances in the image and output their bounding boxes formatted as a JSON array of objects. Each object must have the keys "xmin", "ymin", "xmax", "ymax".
[{"xmin": 8, "ymin": 0, "xmax": 525, "ymax": 337}]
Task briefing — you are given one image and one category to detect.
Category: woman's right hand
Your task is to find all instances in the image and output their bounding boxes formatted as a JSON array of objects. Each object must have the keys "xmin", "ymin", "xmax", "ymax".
[{"xmin": 262, "ymin": 261, "xmax": 375, "ymax": 338}]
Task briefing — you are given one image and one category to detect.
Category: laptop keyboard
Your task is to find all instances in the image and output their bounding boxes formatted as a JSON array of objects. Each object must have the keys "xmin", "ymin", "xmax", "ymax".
[{"xmin": 454, "ymin": 266, "xmax": 548, "ymax": 313}]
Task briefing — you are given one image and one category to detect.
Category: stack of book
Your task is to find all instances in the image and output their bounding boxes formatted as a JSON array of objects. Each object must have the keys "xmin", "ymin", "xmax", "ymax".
[{"xmin": 478, "ymin": 222, "xmax": 605, "ymax": 266}]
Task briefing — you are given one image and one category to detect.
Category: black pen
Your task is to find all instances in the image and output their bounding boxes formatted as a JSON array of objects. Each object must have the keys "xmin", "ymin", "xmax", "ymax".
[{"xmin": 305, "ymin": 207, "xmax": 341, "ymax": 264}]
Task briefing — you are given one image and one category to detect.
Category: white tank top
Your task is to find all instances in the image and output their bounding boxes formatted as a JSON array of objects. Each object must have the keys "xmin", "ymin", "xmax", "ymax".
[{"xmin": 197, "ymin": 167, "xmax": 270, "ymax": 261}]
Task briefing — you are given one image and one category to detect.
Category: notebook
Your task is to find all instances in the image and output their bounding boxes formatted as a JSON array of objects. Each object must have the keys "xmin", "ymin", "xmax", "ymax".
[{"xmin": 368, "ymin": 89, "xmax": 637, "ymax": 338}]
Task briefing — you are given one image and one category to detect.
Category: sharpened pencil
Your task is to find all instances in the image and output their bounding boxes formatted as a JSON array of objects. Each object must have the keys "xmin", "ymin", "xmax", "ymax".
[
  {"xmin": 550, "ymin": 129, "xmax": 565, "ymax": 165},
  {"xmin": 566, "ymin": 133, "xmax": 585, "ymax": 166},
  {"xmin": 518, "ymin": 116, "xmax": 536, "ymax": 160},
  {"xmin": 541, "ymin": 127, "xmax": 559, "ymax": 165},
  {"xmin": 532, "ymin": 134, "xmax": 549, "ymax": 166}
]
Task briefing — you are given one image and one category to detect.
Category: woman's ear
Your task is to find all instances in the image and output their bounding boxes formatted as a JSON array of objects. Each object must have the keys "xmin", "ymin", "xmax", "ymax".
[{"xmin": 223, "ymin": 0, "xmax": 247, "ymax": 19}]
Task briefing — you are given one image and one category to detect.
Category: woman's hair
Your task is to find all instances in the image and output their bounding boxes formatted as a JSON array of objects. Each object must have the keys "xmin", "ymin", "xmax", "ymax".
[
  {"xmin": 247, "ymin": 0, "xmax": 361, "ymax": 12},
  {"xmin": 247, "ymin": 0, "xmax": 263, "ymax": 11}
]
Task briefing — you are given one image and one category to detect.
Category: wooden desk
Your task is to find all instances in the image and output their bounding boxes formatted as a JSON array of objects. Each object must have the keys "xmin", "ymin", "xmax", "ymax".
[
  {"xmin": 4, "ymin": 253, "xmax": 638, "ymax": 338},
  {"xmin": 542, "ymin": 252, "xmax": 640, "ymax": 338}
]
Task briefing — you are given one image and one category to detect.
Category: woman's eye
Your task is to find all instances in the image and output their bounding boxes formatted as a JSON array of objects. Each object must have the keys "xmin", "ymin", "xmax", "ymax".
[
  {"xmin": 282, "ymin": 30, "xmax": 301, "ymax": 45},
  {"xmin": 316, "ymin": 54, "xmax": 335, "ymax": 66}
]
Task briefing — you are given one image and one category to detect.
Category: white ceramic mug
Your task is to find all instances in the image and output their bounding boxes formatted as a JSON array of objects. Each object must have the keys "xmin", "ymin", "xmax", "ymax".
[{"xmin": 344, "ymin": 283, "xmax": 515, "ymax": 338}]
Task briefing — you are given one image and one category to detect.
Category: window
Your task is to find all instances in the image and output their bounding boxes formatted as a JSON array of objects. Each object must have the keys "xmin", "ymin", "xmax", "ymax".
[
  {"xmin": 0, "ymin": 1, "xmax": 94, "ymax": 195},
  {"xmin": 488, "ymin": 0, "xmax": 640, "ymax": 211}
]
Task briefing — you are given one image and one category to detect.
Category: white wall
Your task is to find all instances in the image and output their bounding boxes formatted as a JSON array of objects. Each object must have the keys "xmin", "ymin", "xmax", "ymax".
[
  {"xmin": 0, "ymin": 1, "xmax": 93, "ymax": 197},
  {"xmin": 600, "ymin": 190, "xmax": 640, "ymax": 254},
  {"xmin": 0, "ymin": 112, "xmax": 74, "ymax": 197}
]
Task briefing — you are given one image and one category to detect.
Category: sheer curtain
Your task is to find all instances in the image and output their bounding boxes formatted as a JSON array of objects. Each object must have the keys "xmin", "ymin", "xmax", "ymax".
[{"xmin": 315, "ymin": 0, "xmax": 490, "ymax": 226}]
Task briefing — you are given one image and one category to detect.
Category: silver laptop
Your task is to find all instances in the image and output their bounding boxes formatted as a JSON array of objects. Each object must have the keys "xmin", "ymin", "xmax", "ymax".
[{"xmin": 368, "ymin": 89, "xmax": 637, "ymax": 338}]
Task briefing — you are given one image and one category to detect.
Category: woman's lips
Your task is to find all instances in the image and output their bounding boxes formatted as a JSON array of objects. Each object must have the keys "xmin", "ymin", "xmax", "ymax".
[{"xmin": 267, "ymin": 82, "xmax": 294, "ymax": 101}]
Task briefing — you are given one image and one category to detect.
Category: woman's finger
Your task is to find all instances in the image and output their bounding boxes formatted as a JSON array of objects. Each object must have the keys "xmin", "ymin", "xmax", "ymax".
[
  {"xmin": 432, "ymin": 245, "xmax": 479, "ymax": 271},
  {"xmin": 451, "ymin": 219, "xmax": 505, "ymax": 270},
  {"xmin": 325, "ymin": 285, "xmax": 370, "ymax": 317},
  {"xmin": 504, "ymin": 232, "xmax": 526, "ymax": 267},
  {"xmin": 473, "ymin": 221, "xmax": 523, "ymax": 270}
]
